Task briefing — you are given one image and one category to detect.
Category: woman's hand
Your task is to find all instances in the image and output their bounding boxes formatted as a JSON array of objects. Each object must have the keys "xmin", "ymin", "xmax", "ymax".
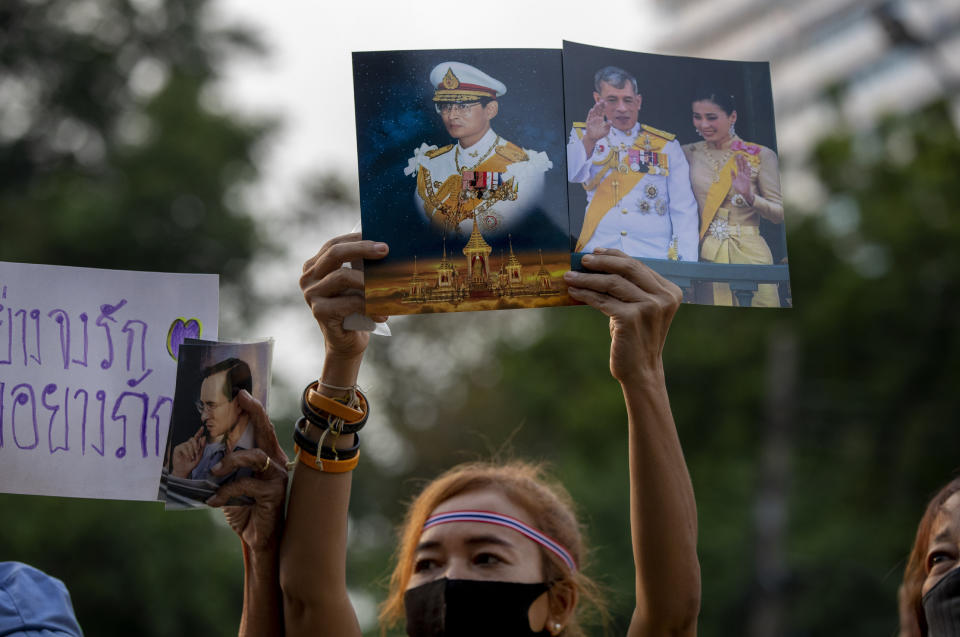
[
  {"xmin": 207, "ymin": 391, "xmax": 289, "ymax": 552},
  {"xmin": 563, "ymin": 248, "xmax": 682, "ymax": 382},
  {"xmin": 731, "ymin": 153, "xmax": 755, "ymax": 205},
  {"xmin": 299, "ymin": 233, "xmax": 389, "ymax": 361}
]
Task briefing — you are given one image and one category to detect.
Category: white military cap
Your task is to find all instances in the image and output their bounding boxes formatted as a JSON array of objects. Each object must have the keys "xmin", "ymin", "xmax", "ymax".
[{"xmin": 429, "ymin": 61, "xmax": 507, "ymax": 103}]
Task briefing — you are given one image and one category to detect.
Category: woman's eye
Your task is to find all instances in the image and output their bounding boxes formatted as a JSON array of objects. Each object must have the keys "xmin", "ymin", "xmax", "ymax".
[
  {"xmin": 928, "ymin": 551, "xmax": 956, "ymax": 571},
  {"xmin": 473, "ymin": 553, "xmax": 503, "ymax": 566},
  {"xmin": 414, "ymin": 558, "xmax": 437, "ymax": 573}
]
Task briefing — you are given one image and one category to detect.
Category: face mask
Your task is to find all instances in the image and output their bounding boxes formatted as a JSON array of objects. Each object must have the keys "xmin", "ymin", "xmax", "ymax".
[
  {"xmin": 404, "ymin": 578, "xmax": 550, "ymax": 637},
  {"xmin": 923, "ymin": 566, "xmax": 960, "ymax": 636}
]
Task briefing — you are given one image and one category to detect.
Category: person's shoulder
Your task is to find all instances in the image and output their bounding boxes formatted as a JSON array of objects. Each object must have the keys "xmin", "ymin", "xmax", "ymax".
[
  {"xmin": 495, "ymin": 139, "xmax": 529, "ymax": 163},
  {"xmin": 641, "ymin": 123, "xmax": 677, "ymax": 142},
  {"xmin": 425, "ymin": 144, "xmax": 454, "ymax": 159},
  {"xmin": 570, "ymin": 122, "xmax": 586, "ymax": 140},
  {"xmin": 681, "ymin": 140, "xmax": 705, "ymax": 154}
]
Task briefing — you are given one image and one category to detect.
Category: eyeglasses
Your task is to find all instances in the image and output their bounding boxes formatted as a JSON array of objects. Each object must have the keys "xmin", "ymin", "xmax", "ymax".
[
  {"xmin": 437, "ymin": 102, "xmax": 481, "ymax": 115},
  {"xmin": 195, "ymin": 399, "xmax": 227, "ymax": 414}
]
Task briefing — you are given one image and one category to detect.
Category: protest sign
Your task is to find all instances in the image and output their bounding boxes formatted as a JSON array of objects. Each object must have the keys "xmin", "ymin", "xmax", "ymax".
[{"xmin": 0, "ymin": 261, "xmax": 218, "ymax": 500}]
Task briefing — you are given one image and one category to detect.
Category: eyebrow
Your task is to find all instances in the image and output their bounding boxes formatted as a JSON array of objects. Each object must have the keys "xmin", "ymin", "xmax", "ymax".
[
  {"xmin": 414, "ymin": 534, "xmax": 515, "ymax": 553},
  {"xmin": 932, "ymin": 529, "xmax": 954, "ymax": 544}
]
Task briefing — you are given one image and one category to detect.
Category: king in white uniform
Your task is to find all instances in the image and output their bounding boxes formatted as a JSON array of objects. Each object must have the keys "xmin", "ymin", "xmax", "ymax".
[
  {"xmin": 567, "ymin": 66, "xmax": 698, "ymax": 261},
  {"xmin": 404, "ymin": 61, "xmax": 551, "ymax": 238}
]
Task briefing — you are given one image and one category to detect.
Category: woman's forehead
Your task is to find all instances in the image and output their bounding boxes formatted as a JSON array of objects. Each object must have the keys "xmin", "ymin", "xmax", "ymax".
[
  {"xmin": 429, "ymin": 488, "xmax": 534, "ymax": 524},
  {"xmin": 932, "ymin": 493, "xmax": 960, "ymax": 539}
]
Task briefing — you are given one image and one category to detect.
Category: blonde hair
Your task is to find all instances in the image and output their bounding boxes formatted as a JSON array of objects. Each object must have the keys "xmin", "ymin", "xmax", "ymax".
[{"xmin": 379, "ymin": 460, "xmax": 608, "ymax": 636}]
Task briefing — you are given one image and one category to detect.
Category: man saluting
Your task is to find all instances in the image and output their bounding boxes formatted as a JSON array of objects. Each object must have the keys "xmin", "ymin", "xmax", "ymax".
[
  {"xmin": 568, "ymin": 66, "xmax": 698, "ymax": 261},
  {"xmin": 405, "ymin": 61, "xmax": 551, "ymax": 237}
]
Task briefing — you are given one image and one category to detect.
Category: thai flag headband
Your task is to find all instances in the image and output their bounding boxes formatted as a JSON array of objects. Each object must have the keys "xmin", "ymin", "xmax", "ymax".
[{"xmin": 422, "ymin": 510, "xmax": 577, "ymax": 572}]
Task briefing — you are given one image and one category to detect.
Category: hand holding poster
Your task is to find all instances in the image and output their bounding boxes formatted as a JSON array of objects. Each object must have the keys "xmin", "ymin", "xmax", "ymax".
[{"xmin": 0, "ymin": 262, "xmax": 218, "ymax": 501}]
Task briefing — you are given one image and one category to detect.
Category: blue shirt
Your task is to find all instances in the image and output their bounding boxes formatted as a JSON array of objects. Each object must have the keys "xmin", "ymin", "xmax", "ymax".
[{"xmin": 0, "ymin": 562, "xmax": 82, "ymax": 636}]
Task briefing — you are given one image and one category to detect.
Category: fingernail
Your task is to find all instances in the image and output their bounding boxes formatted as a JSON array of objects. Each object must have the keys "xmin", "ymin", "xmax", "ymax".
[
  {"xmin": 593, "ymin": 247, "xmax": 607, "ymax": 254},
  {"xmin": 581, "ymin": 255, "xmax": 594, "ymax": 264},
  {"xmin": 563, "ymin": 271, "xmax": 579, "ymax": 280},
  {"xmin": 374, "ymin": 243, "xmax": 388, "ymax": 253},
  {"xmin": 212, "ymin": 462, "xmax": 222, "ymax": 472}
]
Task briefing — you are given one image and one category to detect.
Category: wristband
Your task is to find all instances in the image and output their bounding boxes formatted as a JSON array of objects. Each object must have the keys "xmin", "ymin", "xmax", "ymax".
[
  {"xmin": 294, "ymin": 442, "xmax": 360, "ymax": 473},
  {"xmin": 301, "ymin": 384, "xmax": 369, "ymax": 435},
  {"xmin": 293, "ymin": 417, "xmax": 360, "ymax": 460},
  {"xmin": 307, "ymin": 388, "xmax": 364, "ymax": 422}
]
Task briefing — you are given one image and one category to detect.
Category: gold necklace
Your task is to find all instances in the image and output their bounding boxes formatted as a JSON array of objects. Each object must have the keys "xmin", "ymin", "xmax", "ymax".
[
  {"xmin": 701, "ymin": 139, "xmax": 735, "ymax": 184},
  {"xmin": 455, "ymin": 135, "xmax": 501, "ymax": 172}
]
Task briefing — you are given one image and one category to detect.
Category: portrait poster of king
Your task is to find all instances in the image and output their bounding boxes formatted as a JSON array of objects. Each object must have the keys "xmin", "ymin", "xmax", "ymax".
[
  {"xmin": 353, "ymin": 44, "xmax": 792, "ymax": 314},
  {"xmin": 353, "ymin": 49, "xmax": 574, "ymax": 316}
]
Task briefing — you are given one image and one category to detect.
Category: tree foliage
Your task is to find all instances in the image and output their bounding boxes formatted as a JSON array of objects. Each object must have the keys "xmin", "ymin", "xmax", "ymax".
[{"xmin": 0, "ymin": 1, "xmax": 270, "ymax": 635}]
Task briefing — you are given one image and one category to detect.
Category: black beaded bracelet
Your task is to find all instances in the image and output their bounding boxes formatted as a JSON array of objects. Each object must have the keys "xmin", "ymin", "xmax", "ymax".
[
  {"xmin": 293, "ymin": 417, "xmax": 361, "ymax": 460},
  {"xmin": 300, "ymin": 382, "xmax": 370, "ymax": 435}
]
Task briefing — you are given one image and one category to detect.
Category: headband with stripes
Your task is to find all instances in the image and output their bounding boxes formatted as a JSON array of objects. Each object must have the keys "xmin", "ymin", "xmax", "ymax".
[{"xmin": 422, "ymin": 510, "xmax": 577, "ymax": 572}]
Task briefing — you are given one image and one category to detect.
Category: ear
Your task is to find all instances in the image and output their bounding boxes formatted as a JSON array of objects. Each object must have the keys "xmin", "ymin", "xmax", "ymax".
[
  {"xmin": 730, "ymin": 110, "xmax": 737, "ymax": 125},
  {"xmin": 547, "ymin": 578, "xmax": 578, "ymax": 634},
  {"xmin": 484, "ymin": 100, "xmax": 499, "ymax": 120},
  {"xmin": 592, "ymin": 91, "xmax": 601, "ymax": 104}
]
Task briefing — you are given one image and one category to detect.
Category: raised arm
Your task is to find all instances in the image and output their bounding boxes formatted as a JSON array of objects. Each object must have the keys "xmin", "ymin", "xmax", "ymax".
[
  {"xmin": 563, "ymin": 249, "xmax": 700, "ymax": 637},
  {"xmin": 206, "ymin": 390, "xmax": 290, "ymax": 637},
  {"xmin": 280, "ymin": 234, "xmax": 389, "ymax": 637}
]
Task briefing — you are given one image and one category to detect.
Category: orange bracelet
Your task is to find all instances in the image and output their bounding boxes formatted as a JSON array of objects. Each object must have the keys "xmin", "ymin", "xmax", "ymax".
[
  {"xmin": 306, "ymin": 387, "xmax": 365, "ymax": 422},
  {"xmin": 294, "ymin": 442, "xmax": 360, "ymax": 473}
]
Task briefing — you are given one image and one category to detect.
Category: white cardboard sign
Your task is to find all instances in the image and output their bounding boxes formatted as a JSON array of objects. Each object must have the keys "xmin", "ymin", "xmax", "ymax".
[{"xmin": 0, "ymin": 261, "xmax": 218, "ymax": 500}]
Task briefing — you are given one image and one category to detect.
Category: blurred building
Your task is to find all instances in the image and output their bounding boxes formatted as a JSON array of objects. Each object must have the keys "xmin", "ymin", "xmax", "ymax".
[{"xmin": 649, "ymin": 0, "xmax": 960, "ymax": 209}]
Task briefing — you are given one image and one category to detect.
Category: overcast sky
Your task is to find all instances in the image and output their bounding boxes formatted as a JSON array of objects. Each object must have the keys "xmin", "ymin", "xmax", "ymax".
[{"xmin": 212, "ymin": 0, "xmax": 656, "ymax": 210}]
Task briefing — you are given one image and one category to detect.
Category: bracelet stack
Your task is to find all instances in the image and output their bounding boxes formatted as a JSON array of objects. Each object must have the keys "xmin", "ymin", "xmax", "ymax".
[{"xmin": 292, "ymin": 380, "xmax": 368, "ymax": 473}]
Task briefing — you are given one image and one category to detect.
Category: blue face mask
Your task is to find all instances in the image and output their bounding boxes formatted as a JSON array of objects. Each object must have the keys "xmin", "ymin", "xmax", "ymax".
[
  {"xmin": 923, "ymin": 566, "xmax": 960, "ymax": 636},
  {"xmin": 404, "ymin": 578, "xmax": 550, "ymax": 637}
]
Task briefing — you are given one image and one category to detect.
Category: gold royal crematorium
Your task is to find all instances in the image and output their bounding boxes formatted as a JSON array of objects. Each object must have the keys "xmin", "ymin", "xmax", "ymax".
[{"xmin": 402, "ymin": 219, "xmax": 560, "ymax": 306}]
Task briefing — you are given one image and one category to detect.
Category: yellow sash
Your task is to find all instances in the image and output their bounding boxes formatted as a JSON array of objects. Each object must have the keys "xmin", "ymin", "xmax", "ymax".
[
  {"xmin": 699, "ymin": 155, "xmax": 737, "ymax": 239},
  {"xmin": 574, "ymin": 131, "xmax": 670, "ymax": 252},
  {"xmin": 575, "ymin": 167, "xmax": 646, "ymax": 252}
]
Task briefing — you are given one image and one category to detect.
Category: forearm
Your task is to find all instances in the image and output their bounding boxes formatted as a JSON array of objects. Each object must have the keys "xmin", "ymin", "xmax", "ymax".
[
  {"xmin": 240, "ymin": 542, "xmax": 283, "ymax": 637},
  {"xmin": 280, "ymin": 355, "xmax": 363, "ymax": 637},
  {"xmin": 624, "ymin": 368, "xmax": 700, "ymax": 635}
]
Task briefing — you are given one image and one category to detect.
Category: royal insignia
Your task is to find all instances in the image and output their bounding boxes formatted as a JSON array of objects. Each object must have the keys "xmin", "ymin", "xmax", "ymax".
[
  {"xmin": 495, "ymin": 144, "xmax": 528, "ymax": 163},
  {"xmin": 426, "ymin": 144, "xmax": 454, "ymax": 159},
  {"xmin": 655, "ymin": 199, "xmax": 667, "ymax": 216},
  {"xmin": 645, "ymin": 184, "xmax": 658, "ymax": 199},
  {"xmin": 442, "ymin": 68, "xmax": 459, "ymax": 89},
  {"xmin": 638, "ymin": 200, "xmax": 651, "ymax": 214},
  {"xmin": 708, "ymin": 217, "xmax": 731, "ymax": 241}
]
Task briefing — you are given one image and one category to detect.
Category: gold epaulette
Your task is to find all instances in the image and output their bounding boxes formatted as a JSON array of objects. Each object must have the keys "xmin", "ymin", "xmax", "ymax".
[
  {"xmin": 495, "ymin": 143, "xmax": 528, "ymax": 162},
  {"xmin": 572, "ymin": 122, "xmax": 586, "ymax": 140},
  {"xmin": 641, "ymin": 124, "xmax": 676, "ymax": 141},
  {"xmin": 425, "ymin": 144, "xmax": 453, "ymax": 158}
]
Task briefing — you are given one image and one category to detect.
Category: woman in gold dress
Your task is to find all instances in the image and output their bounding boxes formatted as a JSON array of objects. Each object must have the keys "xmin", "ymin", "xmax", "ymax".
[{"xmin": 682, "ymin": 90, "xmax": 784, "ymax": 307}]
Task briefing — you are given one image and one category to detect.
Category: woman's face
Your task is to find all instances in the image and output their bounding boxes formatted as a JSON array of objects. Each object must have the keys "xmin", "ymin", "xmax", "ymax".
[
  {"xmin": 692, "ymin": 99, "xmax": 737, "ymax": 144},
  {"xmin": 408, "ymin": 488, "xmax": 545, "ymax": 588},
  {"xmin": 922, "ymin": 492, "xmax": 960, "ymax": 596},
  {"xmin": 407, "ymin": 488, "xmax": 552, "ymax": 630}
]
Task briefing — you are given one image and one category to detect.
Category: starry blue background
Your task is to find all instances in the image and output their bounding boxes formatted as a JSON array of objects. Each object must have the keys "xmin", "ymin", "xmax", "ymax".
[{"xmin": 352, "ymin": 49, "xmax": 570, "ymax": 269}]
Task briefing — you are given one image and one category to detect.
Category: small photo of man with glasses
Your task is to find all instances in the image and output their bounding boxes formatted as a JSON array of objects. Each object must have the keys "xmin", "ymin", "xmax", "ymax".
[
  {"xmin": 161, "ymin": 339, "xmax": 272, "ymax": 509},
  {"xmin": 170, "ymin": 357, "xmax": 253, "ymax": 482}
]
